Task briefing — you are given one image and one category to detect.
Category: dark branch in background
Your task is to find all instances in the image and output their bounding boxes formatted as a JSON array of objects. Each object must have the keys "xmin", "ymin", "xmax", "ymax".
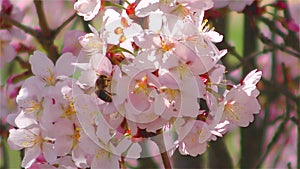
[
  {"xmin": 258, "ymin": 16, "xmax": 286, "ymax": 38},
  {"xmin": 210, "ymin": 14, "xmax": 234, "ymax": 169},
  {"xmin": 215, "ymin": 1, "xmax": 299, "ymax": 167},
  {"xmin": 261, "ymin": 78, "xmax": 299, "ymax": 104},
  {"xmin": 34, "ymin": 1, "xmax": 58, "ymax": 62},
  {"xmin": 282, "ymin": 2, "xmax": 300, "ymax": 168},
  {"xmin": 256, "ymin": 63, "xmax": 293, "ymax": 168},
  {"xmin": 258, "ymin": 33, "xmax": 300, "ymax": 59},
  {"xmin": 240, "ymin": 2, "xmax": 265, "ymax": 168},
  {"xmin": 208, "ymin": 139, "xmax": 233, "ymax": 168},
  {"xmin": 221, "ymin": 34, "xmax": 299, "ymax": 105},
  {"xmin": 282, "ymin": 0, "xmax": 300, "ymax": 53},
  {"xmin": 272, "ymin": 124, "xmax": 294, "ymax": 168},
  {"xmin": 270, "ymin": 6, "xmax": 278, "ymax": 84},
  {"xmin": 290, "ymin": 116, "xmax": 299, "ymax": 125},
  {"xmin": 172, "ymin": 149, "xmax": 205, "ymax": 168}
]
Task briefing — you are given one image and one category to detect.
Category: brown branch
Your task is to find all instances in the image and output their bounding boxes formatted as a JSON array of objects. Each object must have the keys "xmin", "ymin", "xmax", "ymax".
[
  {"xmin": 53, "ymin": 13, "xmax": 77, "ymax": 37},
  {"xmin": 34, "ymin": 1, "xmax": 51, "ymax": 36},
  {"xmin": 33, "ymin": 1, "xmax": 59, "ymax": 62},
  {"xmin": 261, "ymin": 78, "xmax": 299, "ymax": 104},
  {"xmin": 258, "ymin": 33, "xmax": 300, "ymax": 59},
  {"xmin": 152, "ymin": 130, "xmax": 172, "ymax": 169},
  {"xmin": 0, "ymin": 13, "xmax": 37, "ymax": 37}
]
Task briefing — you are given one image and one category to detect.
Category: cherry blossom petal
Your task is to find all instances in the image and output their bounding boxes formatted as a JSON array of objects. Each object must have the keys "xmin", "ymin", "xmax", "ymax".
[
  {"xmin": 14, "ymin": 110, "xmax": 37, "ymax": 128},
  {"xmin": 43, "ymin": 142, "xmax": 57, "ymax": 164},
  {"xmin": 55, "ymin": 52, "xmax": 77, "ymax": 77},
  {"xmin": 22, "ymin": 145, "xmax": 41, "ymax": 168},
  {"xmin": 74, "ymin": 0, "xmax": 101, "ymax": 21}
]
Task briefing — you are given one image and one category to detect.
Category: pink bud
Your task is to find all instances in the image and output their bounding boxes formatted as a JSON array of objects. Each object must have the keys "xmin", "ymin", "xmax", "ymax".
[
  {"xmin": 274, "ymin": 1, "xmax": 287, "ymax": 10},
  {"xmin": 287, "ymin": 20, "xmax": 300, "ymax": 32}
]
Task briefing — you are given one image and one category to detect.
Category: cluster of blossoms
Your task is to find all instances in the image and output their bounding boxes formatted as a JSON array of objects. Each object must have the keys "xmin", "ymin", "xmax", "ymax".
[{"xmin": 5, "ymin": 0, "xmax": 262, "ymax": 168}]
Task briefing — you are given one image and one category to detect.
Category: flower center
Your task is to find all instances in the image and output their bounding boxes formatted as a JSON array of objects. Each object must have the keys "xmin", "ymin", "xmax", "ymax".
[
  {"xmin": 133, "ymin": 75, "xmax": 150, "ymax": 95},
  {"xmin": 42, "ymin": 68, "xmax": 56, "ymax": 86},
  {"xmin": 224, "ymin": 100, "xmax": 239, "ymax": 121},
  {"xmin": 61, "ymin": 102, "xmax": 76, "ymax": 119}
]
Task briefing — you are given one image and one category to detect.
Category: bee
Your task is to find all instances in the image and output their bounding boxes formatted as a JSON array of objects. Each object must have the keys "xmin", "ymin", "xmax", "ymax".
[{"xmin": 95, "ymin": 75, "xmax": 112, "ymax": 102}]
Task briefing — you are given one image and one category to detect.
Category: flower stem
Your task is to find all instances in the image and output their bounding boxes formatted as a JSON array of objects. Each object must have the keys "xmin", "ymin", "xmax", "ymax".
[
  {"xmin": 153, "ymin": 129, "xmax": 172, "ymax": 169},
  {"xmin": 160, "ymin": 150, "xmax": 172, "ymax": 169},
  {"xmin": 119, "ymin": 156, "xmax": 126, "ymax": 169}
]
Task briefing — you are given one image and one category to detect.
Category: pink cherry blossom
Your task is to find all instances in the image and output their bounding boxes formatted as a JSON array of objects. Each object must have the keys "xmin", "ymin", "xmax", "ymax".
[
  {"xmin": 78, "ymin": 25, "xmax": 106, "ymax": 56},
  {"xmin": 62, "ymin": 30, "xmax": 85, "ymax": 56},
  {"xmin": 29, "ymin": 51, "xmax": 76, "ymax": 86},
  {"xmin": 221, "ymin": 70, "xmax": 262, "ymax": 127},
  {"xmin": 0, "ymin": 0, "xmax": 26, "ymax": 40},
  {"xmin": 103, "ymin": 9, "xmax": 143, "ymax": 45},
  {"xmin": 7, "ymin": 125, "xmax": 56, "ymax": 168}
]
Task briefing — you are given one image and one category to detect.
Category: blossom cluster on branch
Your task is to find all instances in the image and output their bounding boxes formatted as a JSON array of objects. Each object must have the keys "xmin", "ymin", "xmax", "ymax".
[{"xmin": 1, "ymin": 0, "xmax": 284, "ymax": 168}]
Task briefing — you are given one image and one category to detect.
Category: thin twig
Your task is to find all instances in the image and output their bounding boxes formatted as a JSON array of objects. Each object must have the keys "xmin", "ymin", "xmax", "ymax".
[
  {"xmin": 258, "ymin": 33, "xmax": 300, "ymax": 59},
  {"xmin": 261, "ymin": 78, "xmax": 299, "ymax": 104},
  {"xmin": 0, "ymin": 13, "xmax": 37, "ymax": 37},
  {"xmin": 256, "ymin": 64, "xmax": 293, "ymax": 168},
  {"xmin": 271, "ymin": 124, "xmax": 294, "ymax": 168}
]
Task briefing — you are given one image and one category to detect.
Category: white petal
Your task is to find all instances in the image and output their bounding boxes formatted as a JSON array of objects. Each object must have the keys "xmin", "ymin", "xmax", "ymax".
[
  {"xmin": 43, "ymin": 142, "xmax": 57, "ymax": 164},
  {"xmin": 126, "ymin": 142, "xmax": 142, "ymax": 158},
  {"xmin": 21, "ymin": 145, "xmax": 41, "ymax": 168},
  {"xmin": 29, "ymin": 51, "xmax": 54, "ymax": 77},
  {"xmin": 14, "ymin": 110, "xmax": 37, "ymax": 128},
  {"xmin": 55, "ymin": 52, "xmax": 77, "ymax": 76}
]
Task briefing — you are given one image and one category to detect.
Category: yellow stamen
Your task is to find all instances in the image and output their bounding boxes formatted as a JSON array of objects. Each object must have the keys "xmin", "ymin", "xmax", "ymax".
[
  {"xmin": 224, "ymin": 101, "xmax": 239, "ymax": 121},
  {"xmin": 119, "ymin": 35, "xmax": 126, "ymax": 43},
  {"xmin": 133, "ymin": 76, "xmax": 149, "ymax": 95},
  {"xmin": 114, "ymin": 27, "xmax": 123, "ymax": 34},
  {"xmin": 161, "ymin": 41, "xmax": 174, "ymax": 52},
  {"xmin": 121, "ymin": 17, "xmax": 129, "ymax": 28}
]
